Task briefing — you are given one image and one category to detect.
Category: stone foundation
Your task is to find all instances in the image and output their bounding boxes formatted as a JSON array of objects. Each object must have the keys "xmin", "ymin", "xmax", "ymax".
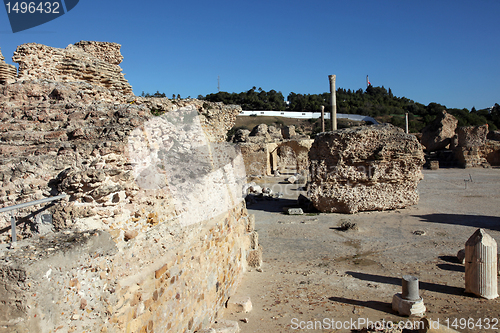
[{"xmin": 0, "ymin": 202, "xmax": 254, "ymax": 333}]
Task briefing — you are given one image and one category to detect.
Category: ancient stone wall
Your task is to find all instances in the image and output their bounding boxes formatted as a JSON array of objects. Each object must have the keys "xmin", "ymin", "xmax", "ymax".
[
  {"xmin": 0, "ymin": 203, "xmax": 254, "ymax": 333},
  {"xmin": 0, "ymin": 48, "xmax": 17, "ymax": 84},
  {"xmin": 12, "ymin": 41, "xmax": 133, "ymax": 95},
  {"xmin": 454, "ymin": 124, "xmax": 490, "ymax": 168},
  {"xmin": 308, "ymin": 124, "xmax": 425, "ymax": 214},
  {"xmin": 0, "ymin": 74, "xmax": 253, "ymax": 332}
]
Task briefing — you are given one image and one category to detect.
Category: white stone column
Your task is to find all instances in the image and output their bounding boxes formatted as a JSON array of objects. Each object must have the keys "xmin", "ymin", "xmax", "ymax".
[
  {"xmin": 465, "ymin": 228, "xmax": 498, "ymax": 299},
  {"xmin": 328, "ymin": 75, "xmax": 337, "ymax": 131},
  {"xmin": 320, "ymin": 105, "xmax": 325, "ymax": 133},
  {"xmin": 405, "ymin": 113, "xmax": 409, "ymax": 134}
]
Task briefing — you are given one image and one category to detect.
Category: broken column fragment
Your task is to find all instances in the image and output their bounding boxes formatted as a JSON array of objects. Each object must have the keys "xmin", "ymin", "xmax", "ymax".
[
  {"xmin": 308, "ymin": 124, "xmax": 425, "ymax": 214},
  {"xmin": 392, "ymin": 275, "xmax": 426, "ymax": 317},
  {"xmin": 465, "ymin": 228, "xmax": 498, "ymax": 299}
]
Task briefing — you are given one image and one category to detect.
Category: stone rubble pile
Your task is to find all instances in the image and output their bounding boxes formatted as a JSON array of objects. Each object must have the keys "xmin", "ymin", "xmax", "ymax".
[
  {"xmin": 308, "ymin": 124, "xmax": 425, "ymax": 214},
  {"xmin": 0, "ymin": 48, "xmax": 17, "ymax": 84}
]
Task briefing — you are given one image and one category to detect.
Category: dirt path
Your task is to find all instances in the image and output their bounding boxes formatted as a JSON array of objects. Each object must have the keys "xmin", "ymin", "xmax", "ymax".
[{"xmin": 222, "ymin": 168, "xmax": 500, "ymax": 333}]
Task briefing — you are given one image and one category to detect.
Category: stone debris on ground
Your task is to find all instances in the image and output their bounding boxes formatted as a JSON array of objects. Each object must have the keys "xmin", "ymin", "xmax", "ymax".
[
  {"xmin": 227, "ymin": 296, "xmax": 253, "ymax": 313},
  {"xmin": 283, "ymin": 207, "xmax": 304, "ymax": 215}
]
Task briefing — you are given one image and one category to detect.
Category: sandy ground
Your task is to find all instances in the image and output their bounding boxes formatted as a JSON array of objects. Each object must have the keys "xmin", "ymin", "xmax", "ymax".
[{"xmin": 221, "ymin": 168, "xmax": 500, "ymax": 333}]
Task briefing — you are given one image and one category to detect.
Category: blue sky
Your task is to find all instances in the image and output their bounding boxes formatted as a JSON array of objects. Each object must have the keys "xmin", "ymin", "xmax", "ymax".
[{"xmin": 1, "ymin": 0, "xmax": 499, "ymax": 110}]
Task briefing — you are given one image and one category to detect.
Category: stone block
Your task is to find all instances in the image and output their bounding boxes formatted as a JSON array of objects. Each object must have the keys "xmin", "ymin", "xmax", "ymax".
[
  {"xmin": 247, "ymin": 245, "xmax": 263, "ymax": 268},
  {"xmin": 429, "ymin": 160, "xmax": 439, "ymax": 170},
  {"xmin": 227, "ymin": 296, "xmax": 252, "ymax": 313},
  {"xmin": 308, "ymin": 124, "xmax": 425, "ymax": 213},
  {"xmin": 284, "ymin": 207, "xmax": 304, "ymax": 215}
]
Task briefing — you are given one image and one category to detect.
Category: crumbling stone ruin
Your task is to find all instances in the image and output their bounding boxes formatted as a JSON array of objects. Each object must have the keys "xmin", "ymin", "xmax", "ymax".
[
  {"xmin": 420, "ymin": 110, "xmax": 458, "ymax": 152},
  {"xmin": 420, "ymin": 111, "xmax": 500, "ymax": 168},
  {"xmin": 0, "ymin": 42, "xmax": 259, "ymax": 332},
  {"xmin": 233, "ymin": 124, "xmax": 313, "ymax": 176},
  {"xmin": 454, "ymin": 124, "xmax": 490, "ymax": 168},
  {"xmin": 12, "ymin": 41, "xmax": 133, "ymax": 95},
  {"xmin": 308, "ymin": 124, "xmax": 425, "ymax": 213},
  {"xmin": 0, "ymin": 48, "xmax": 17, "ymax": 84}
]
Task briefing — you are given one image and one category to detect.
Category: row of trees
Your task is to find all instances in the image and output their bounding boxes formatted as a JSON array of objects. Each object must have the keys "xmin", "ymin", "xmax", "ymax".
[
  {"xmin": 203, "ymin": 86, "xmax": 500, "ymax": 132},
  {"xmin": 203, "ymin": 87, "xmax": 286, "ymax": 111},
  {"xmin": 142, "ymin": 87, "xmax": 500, "ymax": 132}
]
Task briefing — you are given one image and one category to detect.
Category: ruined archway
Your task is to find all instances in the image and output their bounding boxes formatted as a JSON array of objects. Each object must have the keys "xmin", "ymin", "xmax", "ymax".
[{"xmin": 269, "ymin": 139, "xmax": 313, "ymax": 176}]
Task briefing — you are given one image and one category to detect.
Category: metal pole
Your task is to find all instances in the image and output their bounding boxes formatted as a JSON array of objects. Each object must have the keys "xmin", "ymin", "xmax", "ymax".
[
  {"xmin": 405, "ymin": 113, "xmax": 409, "ymax": 134},
  {"xmin": 0, "ymin": 194, "xmax": 66, "ymax": 246},
  {"xmin": 320, "ymin": 105, "xmax": 325, "ymax": 132},
  {"xmin": 10, "ymin": 215, "xmax": 16, "ymax": 243},
  {"xmin": 0, "ymin": 194, "xmax": 67, "ymax": 214},
  {"xmin": 328, "ymin": 75, "xmax": 337, "ymax": 131}
]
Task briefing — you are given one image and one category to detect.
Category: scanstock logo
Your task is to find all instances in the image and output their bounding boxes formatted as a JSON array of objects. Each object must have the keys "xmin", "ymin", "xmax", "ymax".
[{"xmin": 3, "ymin": 0, "xmax": 79, "ymax": 32}]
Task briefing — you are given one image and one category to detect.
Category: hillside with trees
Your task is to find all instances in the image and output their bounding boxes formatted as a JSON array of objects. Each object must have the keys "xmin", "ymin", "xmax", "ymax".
[{"xmin": 146, "ymin": 86, "xmax": 500, "ymax": 133}]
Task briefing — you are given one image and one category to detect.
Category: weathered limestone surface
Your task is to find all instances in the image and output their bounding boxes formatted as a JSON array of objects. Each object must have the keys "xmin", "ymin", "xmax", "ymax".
[
  {"xmin": 421, "ymin": 111, "xmax": 458, "ymax": 151},
  {"xmin": 0, "ymin": 43, "xmax": 252, "ymax": 332},
  {"xmin": 454, "ymin": 124, "xmax": 490, "ymax": 168},
  {"xmin": 12, "ymin": 41, "xmax": 133, "ymax": 95},
  {"xmin": 481, "ymin": 140, "xmax": 500, "ymax": 166},
  {"xmin": 308, "ymin": 124, "xmax": 425, "ymax": 214},
  {"xmin": 456, "ymin": 124, "xmax": 488, "ymax": 148},
  {"xmin": 0, "ymin": 48, "xmax": 17, "ymax": 84}
]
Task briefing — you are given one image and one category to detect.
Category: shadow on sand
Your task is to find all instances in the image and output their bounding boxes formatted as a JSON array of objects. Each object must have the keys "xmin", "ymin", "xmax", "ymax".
[
  {"xmin": 328, "ymin": 296, "xmax": 394, "ymax": 315},
  {"xmin": 412, "ymin": 213, "xmax": 500, "ymax": 231},
  {"xmin": 245, "ymin": 198, "xmax": 298, "ymax": 213},
  {"xmin": 345, "ymin": 271, "xmax": 464, "ymax": 296}
]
